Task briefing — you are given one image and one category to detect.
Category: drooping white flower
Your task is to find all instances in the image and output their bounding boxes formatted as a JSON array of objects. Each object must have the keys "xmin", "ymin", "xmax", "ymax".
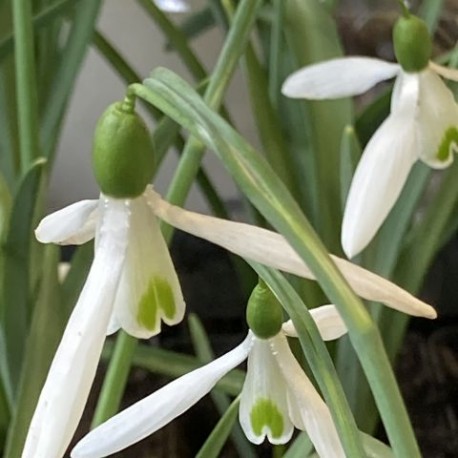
[
  {"xmin": 71, "ymin": 305, "xmax": 347, "ymax": 458},
  {"xmin": 282, "ymin": 29, "xmax": 458, "ymax": 258},
  {"xmin": 25, "ymin": 183, "xmax": 436, "ymax": 457},
  {"xmin": 154, "ymin": 0, "xmax": 189, "ymax": 13},
  {"xmin": 23, "ymin": 192, "xmax": 185, "ymax": 458}
]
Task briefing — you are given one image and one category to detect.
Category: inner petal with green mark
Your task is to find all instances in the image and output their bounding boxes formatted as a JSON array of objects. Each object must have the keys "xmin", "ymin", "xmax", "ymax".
[
  {"xmin": 436, "ymin": 126, "xmax": 458, "ymax": 162},
  {"xmin": 250, "ymin": 398, "xmax": 284, "ymax": 439},
  {"xmin": 136, "ymin": 276, "xmax": 176, "ymax": 330}
]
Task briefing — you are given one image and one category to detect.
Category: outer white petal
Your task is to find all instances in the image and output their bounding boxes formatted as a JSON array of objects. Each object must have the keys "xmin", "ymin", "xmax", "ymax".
[
  {"xmin": 154, "ymin": 0, "xmax": 189, "ymax": 13},
  {"xmin": 22, "ymin": 198, "xmax": 130, "ymax": 458},
  {"xmin": 429, "ymin": 61, "xmax": 458, "ymax": 82},
  {"xmin": 146, "ymin": 187, "xmax": 436, "ymax": 319},
  {"xmin": 71, "ymin": 335, "xmax": 253, "ymax": 458},
  {"xmin": 271, "ymin": 334, "xmax": 345, "ymax": 458},
  {"xmin": 282, "ymin": 57, "xmax": 399, "ymax": 99},
  {"xmin": 283, "ymin": 305, "xmax": 347, "ymax": 341},
  {"xmin": 35, "ymin": 200, "xmax": 99, "ymax": 245},
  {"xmin": 416, "ymin": 69, "xmax": 458, "ymax": 168},
  {"xmin": 113, "ymin": 195, "xmax": 185, "ymax": 339},
  {"xmin": 342, "ymin": 74, "xmax": 420, "ymax": 258},
  {"xmin": 239, "ymin": 335, "xmax": 293, "ymax": 445}
]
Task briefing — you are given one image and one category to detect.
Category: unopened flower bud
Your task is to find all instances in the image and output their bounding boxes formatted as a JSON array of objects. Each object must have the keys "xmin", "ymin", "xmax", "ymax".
[
  {"xmin": 92, "ymin": 100, "xmax": 155, "ymax": 198},
  {"xmin": 246, "ymin": 281, "xmax": 283, "ymax": 339},
  {"xmin": 393, "ymin": 15, "xmax": 432, "ymax": 73}
]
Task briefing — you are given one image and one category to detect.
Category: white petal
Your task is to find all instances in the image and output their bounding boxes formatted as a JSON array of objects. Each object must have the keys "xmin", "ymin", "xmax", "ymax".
[
  {"xmin": 239, "ymin": 335, "xmax": 293, "ymax": 445},
  {"xmin": 416, "ymin": 69, "xmax": 458, "ymax": 168},
  {"xmin": 146, "ymin": 187, "xmax": 437, "ymax": 319},
  {"xmin": 341, "ymin": 73, "xmax": 420, "ymax": 258},
  {"xmin": 429, "ymin": 61, "xmax": 458, "ymax": 82},
  {"xmin": 71, "ymin": 335, "xmax": 252, "ymax": 458},
  {"xmin": 113, "ymin": 195, "xmax": 185, "ymax": 339},
  {"xmin": 23, "ymin": 198, "xmax": 130, "ymax": 458},
  {"xmin": 282, "ymin": 57, "xmax": 399, "ymax": 99},
  {"xmin": 154, "ymin": 0, "xmax": 189, "ymax": 13},
  {"xmin": 35, "ymin": 200, "xmax": 99, "ymax": 245},
  {"xmin": 271, "ymin": 334, "xmax": 345, "ymax": 458},
  {"xmin": 283, "ymin": 305, "xmax": 347, "ymax": 341}
]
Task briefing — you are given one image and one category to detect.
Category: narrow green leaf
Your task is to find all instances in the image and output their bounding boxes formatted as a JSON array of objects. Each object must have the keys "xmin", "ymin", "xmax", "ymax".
[
  {"xmin": 41, "ymin": 0, "xmax": 102, "ymax": 160},
  {"xmin": 134, "ymin": 69, "xmax": 421, "ymax": 456},
  {"xmin": 102, "ymin": 343, "xmax": 245, "ymax": 396},
  {"xmin": 0, "ymin": 158, "xmax": 46, "ymax": 401},
  {"xmin": 418, "ymin": 0, "xmax": 444, "ymax": 33},
  {"xmin": 339, "ymin": 125, "xmax": 361, "ymax": 212},
  {"xmin": 61, "ymin": 241, "xmax": 92, "ymax": 314},
  {"xmin": 169, "ymin": 6, "xmax": 215, "ymax": 46},
  {"xmin": 137, "ymin": 0, "xmax": 207, "ymax": 81},
  {"xmin": 0, "ymin": 0, "xmax": 81, "ymax": 63},
  {"xmin": 91, "ymin": 332, "xmax": 137, "ymax": 428},
  {"xmin": 188, "ymin": 314, "xmax": 255, "ymax": 458},
  {"xmin": 3, "ymin": 246, "xmax": 64, "ymax": 458},
  {"xmin": 195, "ymin": 397, "xmax": 240, "ymax": 458},
  {"xmin": 284, "ymin": 433, "xmax": 314, "ymax": 458},
  {"xmin": 284, "ymin": 0, "xmax": 353, "ymax": 250}
]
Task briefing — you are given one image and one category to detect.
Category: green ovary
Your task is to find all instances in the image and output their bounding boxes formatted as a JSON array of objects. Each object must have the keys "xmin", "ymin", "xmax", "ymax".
[
  {"xmin": 250, "ymin": 398, "xmax": 284, "ymax": 439},
  {"xmin": 137, "ymin": 276, "xmax": 176, "ymax": 330},
  {"xmin": 436, "ymin": 127, "xmax": 458, "ymax": 163}
]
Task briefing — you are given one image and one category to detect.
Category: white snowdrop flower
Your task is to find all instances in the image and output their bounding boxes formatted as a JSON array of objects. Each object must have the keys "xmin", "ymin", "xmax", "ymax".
[
  {"xmin": 72, "ymin": 296, "xmax": 348, "ymax": 458},
  {"xmin": 154, "ymin": 0, "xmax": 189, "ymax": 13},
  {"xmin": 282, "ymin": 14, "xmax": 458, "ymax": 258},
  {"xmin": 24, "ymin": 94, "xmax": 436, "ymax": 457}
]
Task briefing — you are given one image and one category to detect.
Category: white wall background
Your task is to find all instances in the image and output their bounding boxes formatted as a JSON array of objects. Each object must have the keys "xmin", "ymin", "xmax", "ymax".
[{"xmin": 48, "ymin": 0, "xmax": 258, "ymax": 213}]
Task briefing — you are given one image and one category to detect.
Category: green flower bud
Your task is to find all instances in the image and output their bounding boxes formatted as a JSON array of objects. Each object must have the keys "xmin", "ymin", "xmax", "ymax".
[
  {"xmin": 393, "ymin": 15, "xmax": 432, "ymax": 73},
  {"xmin": 92, "ymin": 99, "xmax": 155, "ymax": 198},
  {"xmin": 246, "ymin": 281, "xmax": 283, "ymax": 339}
]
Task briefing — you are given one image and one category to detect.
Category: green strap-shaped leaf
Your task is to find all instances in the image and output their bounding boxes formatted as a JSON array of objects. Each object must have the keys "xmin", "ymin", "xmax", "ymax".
[
  {"xmin": 3, "ymin": 246, "xmax": 65, "ymax": 458},
  {"xmin": 134, "ymin": 68, "xmax": 421, "ymax": 457},
  {"xmin": 284, "ymin": 0, "xmax": 353, "ymax": 251},
  {"xmin": 0, "ymin": 158, "xmax": 46, "ymax": 402}
]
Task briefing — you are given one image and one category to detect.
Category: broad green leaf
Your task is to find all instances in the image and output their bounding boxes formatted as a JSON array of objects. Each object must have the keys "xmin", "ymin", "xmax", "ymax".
[
  {"xmin": 0, "ymin": 158, "xmax": 46, "ymax": 402},
  {"xmin": 3, "ymin": 246, "xmax": 65, "ymax": 458}
]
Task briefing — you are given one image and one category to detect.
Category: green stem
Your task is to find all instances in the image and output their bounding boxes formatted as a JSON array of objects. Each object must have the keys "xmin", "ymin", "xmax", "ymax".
[
  {"xmin": 12, "ymin": 0, "xmax": 40, "ymax": 172},
  {"xmin": 91, "ymin": 332, "xmax": 138, "ymax": 427},
  {"xmin": 161, "ymin": 0, "xmax": 263, "ymax": 243},
  {"xmin": 137, "ymin": 0, "xmax": 207, "ymax": 81}
]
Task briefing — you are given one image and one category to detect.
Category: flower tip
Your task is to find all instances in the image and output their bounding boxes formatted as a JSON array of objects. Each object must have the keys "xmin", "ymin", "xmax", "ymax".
[
  {"xmin": 424, "ymin": 305, "xmax": 438, "ymax": 320},
  {"xmin": 281, "ymin": 320, "xmax": 297, "ymax": 337}
]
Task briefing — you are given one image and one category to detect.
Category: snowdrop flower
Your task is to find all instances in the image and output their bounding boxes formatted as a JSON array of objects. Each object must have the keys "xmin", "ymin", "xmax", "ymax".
[
  {"xmin": 282, "ymin": 14, "xmax": 458, "ymax": 258},
  {"xmin": 72, "ymin": 286, "xmax": 347, "ymax": 458},
  {"xmin": 154, "ymin": 0, "xmax": 189, "ymax": 13},
  {"xmin": 24, "ymin": 96, "xmax": 436, "ymax": 457}
]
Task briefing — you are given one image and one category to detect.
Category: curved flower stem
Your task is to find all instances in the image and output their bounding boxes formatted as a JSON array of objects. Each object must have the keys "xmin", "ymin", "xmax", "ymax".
[{"xmin": 12, "ymin": 0, "xmax": 40, "ymax": 173}]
